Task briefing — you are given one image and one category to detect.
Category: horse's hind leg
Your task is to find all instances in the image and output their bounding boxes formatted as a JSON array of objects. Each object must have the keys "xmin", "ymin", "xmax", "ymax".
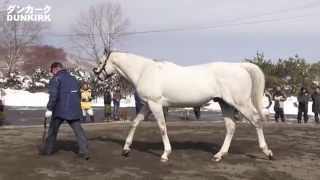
[
  {"xmin": 256, "ymin": 125, "xmax": 273, "ymax": 159},
  {"xmin": 213, "ymin": 100, "xmax": 236, "ymax": 162},
  {"xmin": 122, "ymin": 105, "xmax": 150, "ymax": 156},
  {"xmin": 148, "ymin": 101, "xmax": 172, "ymax": 162},
  {"xmin": 236, "ymin": 104, "xmax": 273, "ymax": 160}
]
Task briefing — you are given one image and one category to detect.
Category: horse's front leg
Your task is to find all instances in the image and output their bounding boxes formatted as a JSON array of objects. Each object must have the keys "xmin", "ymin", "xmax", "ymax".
[
  {"xmin": 122, "ymin": 105, "xmax": 150, "ymax": 157},
  {"xmin": 214, "ymin": 100, "xmax": 236, "ymax": 162},
  {"xmin": 148, "ymin": 101, "xmax": 172, "ymax": 162}
]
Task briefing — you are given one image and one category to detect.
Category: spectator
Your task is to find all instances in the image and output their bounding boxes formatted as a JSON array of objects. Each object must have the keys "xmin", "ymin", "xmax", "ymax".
[
  {"xmin": 311, "ymin": 87, "xmax": 320, "ymax": 124},
  {"xmin": 297, "ymin": 87, "xmax": 310, "ymax": 124},
  {"xmin": 112, "ymin": 86, "xmax": 121, "ymax": 120},
  {"xmin": 104, "ymin": 89, "xmax": 112, "ymax": 121},
  {"xmin": 193, "ymin": 106, "xmax": 201, "ymax": 120},
  {"xmin": 80, "ymin": 83, "xmax": 95, "ymax": 122},
  {"xmin": 273, "ymin": 86, "xmax": 286, "ymax": 122},
  {"xmin": 0, "ymin": 88, "xmax": 6, "ymax": 125}
]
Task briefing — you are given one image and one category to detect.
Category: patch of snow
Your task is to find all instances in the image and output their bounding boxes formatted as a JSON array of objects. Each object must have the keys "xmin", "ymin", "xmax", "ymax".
[
  {"xmin": 92, "ymin": 95, "xmax": 136, "ymax": 107},
  {"xmin": 34, "ymin": 82, "xmax": 45, "ymax": 87},
  {"xmin": 40, "ymin": 78, "xmax": 49, "ymax": 84},
  {"xmin": 2, "ymin": 89, "xmax": 135, "ymax": 107},
  {"xmin": 203, "ymin": 96, "xmax": 312, "ymax": 115},
  {"xmin": 3, "ymin": 89, "xmax": 49, "ymax": 107}
]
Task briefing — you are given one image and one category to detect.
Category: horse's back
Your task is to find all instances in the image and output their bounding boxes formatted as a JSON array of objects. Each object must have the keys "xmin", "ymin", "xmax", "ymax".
[
  {"xmin": 154, "ymin": 62, "xmax": 249, "ymax": 106},
  {"xmin": 137, "ymin": 59, "xmax": 254, "ymax": 107}
]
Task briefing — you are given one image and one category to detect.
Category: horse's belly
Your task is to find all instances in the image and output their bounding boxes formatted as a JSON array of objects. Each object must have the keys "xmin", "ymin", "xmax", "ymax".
[
  {"xmin": 161, "ymin": 81, "xmax": 214, "ymax": 107},
  {"xmin": 157, "ymin": 69, "xmax": 215, "ymax": 106},
  {"xmin": 164, "ymin": 96, "xmax": 212, "ymax": 107}
]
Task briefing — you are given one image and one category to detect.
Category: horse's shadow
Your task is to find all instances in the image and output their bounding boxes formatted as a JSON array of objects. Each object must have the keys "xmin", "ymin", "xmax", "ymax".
[
  {"xmin": 50, "ymin": 138, "xmax": 266, "ymax": 160},
  {"xmin": 90, "ymin": 136, "xmax": 220, "ymax": 157}
]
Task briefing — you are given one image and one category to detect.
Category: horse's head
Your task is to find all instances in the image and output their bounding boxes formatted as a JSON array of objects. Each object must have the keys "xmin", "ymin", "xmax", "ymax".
[{"xmin": 93, "ymin": 48, "xmax": 116, "ymax": 81}]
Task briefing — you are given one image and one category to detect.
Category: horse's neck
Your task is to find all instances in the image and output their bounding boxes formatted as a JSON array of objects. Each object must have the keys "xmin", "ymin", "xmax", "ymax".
[{"xmin": 113, "ymin": 53, "xmax": 151, "ymax": 85}]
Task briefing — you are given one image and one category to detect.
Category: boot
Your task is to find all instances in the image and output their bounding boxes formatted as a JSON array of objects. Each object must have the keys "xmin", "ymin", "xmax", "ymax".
[
  {"xmin": 78, "ymin": 153, "xmax": 90, "ymax": 160},
  {"xmin": 90, "ymin": 116, "xmax": 95, "ymax": 122},
  {"xmin": 82, "ymin": 116, "xmax": 86, "ymax": 122}
]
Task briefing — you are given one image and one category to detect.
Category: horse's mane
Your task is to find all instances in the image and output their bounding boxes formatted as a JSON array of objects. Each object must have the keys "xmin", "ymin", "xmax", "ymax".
[{"xmin": 153, "ymin": 59, "xmax": 181, "ymax": 69}]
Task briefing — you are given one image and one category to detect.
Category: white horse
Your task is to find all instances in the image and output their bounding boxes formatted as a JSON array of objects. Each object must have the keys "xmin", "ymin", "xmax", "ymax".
[{"xmin": 93, "ymin": 50, "xmax": 273, "ymax": 162}]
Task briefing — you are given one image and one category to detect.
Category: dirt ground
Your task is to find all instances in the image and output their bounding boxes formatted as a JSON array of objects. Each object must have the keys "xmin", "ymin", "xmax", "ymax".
[{"xmin": 0, "ymin": 121, "xmax": 319, "ymax": 180}]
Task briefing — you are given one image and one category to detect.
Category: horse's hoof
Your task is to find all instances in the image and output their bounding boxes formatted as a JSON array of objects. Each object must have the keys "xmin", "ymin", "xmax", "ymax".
[
  {"xmin": 268, "ymin": 154, "xmax": 274, "ymax": 160},
  {"xmin": 122, "ymin": 150, "xmax": 130, "ymax": 157},
  {"xmin": 160, "ymin": 158, "xmax": 168, "ymax": 163},
  {"xmin": 160, "ymin": 157, "xmax": 169, "ymax": 163},
  {"xmin": 212, "ymin": 156, "xmax": 223, "ymax": 162}
]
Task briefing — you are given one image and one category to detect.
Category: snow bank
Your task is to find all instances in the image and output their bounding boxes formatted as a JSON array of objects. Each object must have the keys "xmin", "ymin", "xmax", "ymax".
[
  {"xmin": 202, "ymin": 96, "xmax": 311, "ymax": 115},
  {"xmin": 3, "ymin": 89, "xmax": 49, "ymax": 107},
  {"xmin": 0, "ymin": 89, "xmax": 310, "ymax": 115},
  {"xmin": 92, "ymin": 95, "xmax": 136, "ymax": 107},
  {"xmin": 2, "ymin": 89, "xmax": 135, "ymax": 107}
]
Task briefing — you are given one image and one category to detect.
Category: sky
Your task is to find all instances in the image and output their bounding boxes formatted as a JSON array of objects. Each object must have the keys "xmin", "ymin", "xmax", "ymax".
[{"xmin": 4, "ymin": 0, "xmax": 320, "ymax": 65}]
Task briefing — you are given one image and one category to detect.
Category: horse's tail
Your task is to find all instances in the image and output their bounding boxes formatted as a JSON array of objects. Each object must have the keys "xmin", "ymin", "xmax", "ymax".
[{"xmin": 241, "ymin": 63, "xmax": 266, "ymax": 121}]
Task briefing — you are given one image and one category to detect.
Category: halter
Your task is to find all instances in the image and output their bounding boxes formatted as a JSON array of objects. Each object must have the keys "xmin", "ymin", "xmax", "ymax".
[{"xmin": 93, "ymin": 49, "xmax": 112, "ymax": 81}]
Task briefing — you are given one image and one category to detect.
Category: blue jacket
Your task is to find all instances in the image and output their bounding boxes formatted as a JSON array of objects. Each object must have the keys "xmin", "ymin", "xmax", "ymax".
[{"xmin": 47, "ymin": 69, "xmax": 82, "ymax": 120}]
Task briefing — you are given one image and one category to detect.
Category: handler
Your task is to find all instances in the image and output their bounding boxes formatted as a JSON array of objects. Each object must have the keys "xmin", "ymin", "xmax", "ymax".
[{"xmin": 39, "ymin": 62, "xmax": 90, "ymax": 160}]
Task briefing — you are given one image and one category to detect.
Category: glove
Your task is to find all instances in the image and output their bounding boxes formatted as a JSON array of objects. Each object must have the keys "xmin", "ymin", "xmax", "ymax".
[{"xmin": 45, "ymin": 110, "xmax": 52, "ymax": 118}]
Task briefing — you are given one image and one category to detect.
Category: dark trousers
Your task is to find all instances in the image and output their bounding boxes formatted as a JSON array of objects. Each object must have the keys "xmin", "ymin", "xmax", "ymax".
[
  {"xmin": 104, "ymin": 104, "xmax": 112, "ymax": 120},
  {"xmin": 314, "ymin": 113, "xmax": 320, "ymax": 123},
  {"xmin": 113, "ymin": 100, "xmax": 120, "ymax": 120},
  {"xmin": 45, "ymin": 118, "xmax": 89, "ymax": 155},
  {"xmin": 297, "ymin": 108, "xmax": 308, "ymax": 123},
  {"xmin": 274, "ymin": 108, "xmax": 285, "ymax": 122},
  {"xmin": 0, "ymin": 102, "xmax": 4, "ymax": 125},
  {"xmin": 193, "ymin": 107, "xmax": 201, "ymax": 120},
  {"xmin": 0, "ymin": 103, "xmax": 3, "ymax": 112}
]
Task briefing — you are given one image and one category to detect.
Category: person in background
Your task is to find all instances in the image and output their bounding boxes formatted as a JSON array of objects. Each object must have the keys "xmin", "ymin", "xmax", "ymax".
[
  {"xmin": 273, "ymin": 86, "xmax": 286, "ymax": 122},
  {"xmin": 297, "ymin": 87, "xmax": 310, "ymax": 124},
  {"xmin": 80, "ymin": 83, "xmax": 95, "ymax": 122},
  {"xmin": 193, "ymin": 106, "xmax": 201, "ymax": 120},
  {"xmin": 104, "ymin": 89, "xmax": 112, "ymax": 121},
  {"xmin": 0, "ymin": 100, "xmax": 4, "ymax": 126},
  {"xmin": 0, "ymin": 88, "xmax": 5, "ymax": 125},
  {"xmin": 112, "ymin": 86, "xmax": 121, "ymax": 120},
  {"xmin": 311, "ymin": 86, "xmax": 320, "ymax": 124},
  {"xmin": 40, "ymin": 62, "xmax": 89, "ymax": 160}
]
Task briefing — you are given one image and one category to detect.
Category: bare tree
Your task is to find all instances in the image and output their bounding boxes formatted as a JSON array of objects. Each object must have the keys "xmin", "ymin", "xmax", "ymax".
[
  {"xmin": 71, "ymin": 1, "xmax": 129, "ymax": 62},
  {"xmin": 22, "ymin": 45, "xmax": 67, "ymax": 74},
  {"xmin": 0, "ymin": 1, "xmax": 48, "ymax": 75}
]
